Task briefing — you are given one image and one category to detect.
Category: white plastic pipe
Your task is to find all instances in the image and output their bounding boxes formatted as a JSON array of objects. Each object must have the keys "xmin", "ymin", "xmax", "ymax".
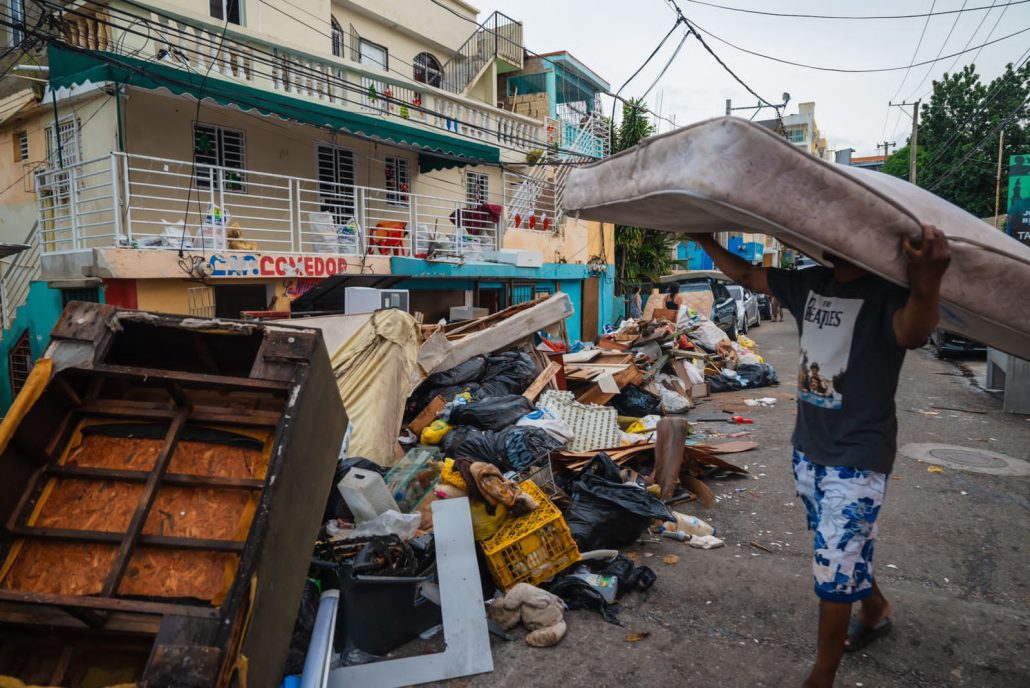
[{"xmin": 300, "ymin": 589, "xmax": 340, "ymax": 688}]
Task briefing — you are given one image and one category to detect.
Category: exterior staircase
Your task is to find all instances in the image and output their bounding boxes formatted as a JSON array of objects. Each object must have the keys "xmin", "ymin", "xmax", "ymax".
[
  {"xmin": 440, "ymin": 12, "xmax": 523, "ymax": 96},
  {"xmin": 0, "ymin": 223, "xmax": 42, "ymax": 335}
]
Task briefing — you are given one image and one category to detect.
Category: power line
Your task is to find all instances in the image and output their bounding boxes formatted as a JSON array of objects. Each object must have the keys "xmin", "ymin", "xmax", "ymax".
[
  {"xmin": 942, "ymin": 0, "xmax": 999, "ymax": 76},
  {"xmin": 615, "ymin": 19, "xmax": 682, "ymax": 96},
  {"xmin": 905, "ymin": 0, "xmax": 967, "ymax": 100},
  {"xmin": 920, "ymin": 46, "xmax": 1030, "ymax": 170},
  {"xmin": 888, "ymin": 0, "xmax": 937, "ymax": 118},
  {"xmin": 969, "ymin": 1, "xmax": 1011, "ymax": 65},
  {"xmin": 685, "ymin": 16, "xmax": 1030, "ymax": 73},
  {"xmin": 683, "ymin": 0, "xmax": 1030, "ymax": 20},
  {"xmin": 639, "ymin": 28, "xmax": 690, "ymax": 100},
  {"xmin": 31, "ymin": 1, "xmax": 601, "ymax": 162},
  {"xmin": 926, "ymin": 93, "xmax": 1030, "ymax": 190}
]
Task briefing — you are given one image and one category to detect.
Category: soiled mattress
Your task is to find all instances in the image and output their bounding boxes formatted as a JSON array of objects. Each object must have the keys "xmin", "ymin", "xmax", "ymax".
[{"xmin": 564, "ymin": 116, "xmax": 1030, "ymax": 359}]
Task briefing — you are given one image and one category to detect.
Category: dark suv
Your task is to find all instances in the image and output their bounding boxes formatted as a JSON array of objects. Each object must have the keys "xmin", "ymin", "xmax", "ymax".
[{"xmin": 658, "ymin": 271, "xmax": 739, "ymax": 339}]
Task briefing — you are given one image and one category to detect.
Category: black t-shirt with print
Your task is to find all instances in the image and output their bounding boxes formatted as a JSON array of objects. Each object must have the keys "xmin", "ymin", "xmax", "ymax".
[{"xmin": 767, "ymin": 267, "xmax": 910, "ymax": 474}]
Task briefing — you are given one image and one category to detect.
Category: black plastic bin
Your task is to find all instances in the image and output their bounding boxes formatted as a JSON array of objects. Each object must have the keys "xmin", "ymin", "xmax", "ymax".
[{"xmin": 333, "ymin": 569, "xmax": 442, "ymax": 656}]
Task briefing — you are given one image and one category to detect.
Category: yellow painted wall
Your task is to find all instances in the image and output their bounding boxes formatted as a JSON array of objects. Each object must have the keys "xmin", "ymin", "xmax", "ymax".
[
  {"xmin": 0, "ymin": 92, "xmax": 114, "ymax": 244},
  {"xmin": 134, "ymin": 277, "xmax": 293, "ymax": 315}
]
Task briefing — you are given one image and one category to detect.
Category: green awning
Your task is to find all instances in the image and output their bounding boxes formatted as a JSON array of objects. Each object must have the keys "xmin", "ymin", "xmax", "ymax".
[{"xmin": 48, "ymin": 45, "xmax": 500, "ymax": 167}]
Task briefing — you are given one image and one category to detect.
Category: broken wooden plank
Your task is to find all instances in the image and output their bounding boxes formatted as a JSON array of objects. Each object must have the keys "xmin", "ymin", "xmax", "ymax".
[
  {"xmin": 407, "ymin": 395, "xmax": 447, "ymax": 435},
  {"xmin": 522, "ymin": 362, "xmax": 561, "ymax": 401},
  {"xmin": 682, "ymin": 475, "xmax": 715, "ymax": 508}
]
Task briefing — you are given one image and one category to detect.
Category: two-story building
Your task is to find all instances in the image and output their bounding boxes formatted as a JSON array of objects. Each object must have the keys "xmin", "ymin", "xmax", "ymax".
[{"xmin": 0, "ymin": 0, "xmax": 615, "ymax": 409}]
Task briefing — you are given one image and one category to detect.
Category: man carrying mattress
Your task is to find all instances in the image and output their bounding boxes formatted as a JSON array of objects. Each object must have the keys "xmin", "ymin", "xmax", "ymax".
[{"xmin": 695, "ymin": 225, "xmax": 950, "ymax": 688}]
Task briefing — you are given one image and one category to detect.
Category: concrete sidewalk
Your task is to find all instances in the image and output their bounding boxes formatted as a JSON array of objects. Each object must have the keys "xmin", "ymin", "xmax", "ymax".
[{"xmin": 467, "ymin": 319, "xmax": 1030, "ymax": 688}]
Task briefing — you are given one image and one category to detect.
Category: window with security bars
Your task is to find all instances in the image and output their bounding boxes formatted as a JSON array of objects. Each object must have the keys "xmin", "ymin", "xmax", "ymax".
[
  {"xmin": 187, "ymin": 286, "xmax": 215, "ymax": 317},
  {"xmin": 44, "ymin": 116, "xmax": 81, "ymax": 167},
  {"xmin": 13, "ymin": 131, "xmax": 28, "ymax": 162},
  {"xmin": 331, "ymin": 16, "xmax": 343, "ymax": 57},
  {"xmin": 8, "ymin": 330, "xmax": 32, "ymax": 399},
  {"xmin": 384, "ymin": 157, "xmax": 409, "ymax": 206},
  {"xmin": 194, "ymin": 123, "xmax": 246, "ymax": 192},
  {"xmin": 61, "ymin": 288, "xmax": 100, "ymax": 307},
  {"xmin": 317, "ymin": 144, "xmax": 356, "ymax": 221},
  {"xmin": 466, "ymin": 171, "xmax": 489, "ymax": 206},
  {"xmin": 786, "ymin": 128, "xmax": 806, "ymax": 144}
]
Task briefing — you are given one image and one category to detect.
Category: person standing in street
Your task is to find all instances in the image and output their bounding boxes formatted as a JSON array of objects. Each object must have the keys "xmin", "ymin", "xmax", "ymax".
[
  {"xmin": 771, "ymin": 295, "xmax": 784, "ymax": 321},
  {"xmin": 629, "ymin": 285, "xmax": 643, "ymax": 320},
  {"xmin": 694, "ymin": 225, "xmax": 951, "ymax": 688},
  {"xmin": 665, "ymin": 284, "xmax": 680, "ymax": 310}
]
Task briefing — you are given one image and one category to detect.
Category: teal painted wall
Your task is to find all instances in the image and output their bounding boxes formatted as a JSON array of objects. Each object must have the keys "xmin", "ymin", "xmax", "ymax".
[{"xmin": 0, "ymin": 282, "xmax": 68, "ymax": 411}]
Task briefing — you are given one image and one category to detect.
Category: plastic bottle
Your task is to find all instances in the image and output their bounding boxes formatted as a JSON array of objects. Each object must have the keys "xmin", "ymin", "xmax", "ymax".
[
  {"xmin": 660, "ymin": 528, "xmax": 688, "ymax": 542},
  {"xmin": 670, "ymin": 511, "xmax": 715, "ymax": 537},
  {"xmin": 570, "ymin": 572, "xmax": 618, "ymax": 604}
]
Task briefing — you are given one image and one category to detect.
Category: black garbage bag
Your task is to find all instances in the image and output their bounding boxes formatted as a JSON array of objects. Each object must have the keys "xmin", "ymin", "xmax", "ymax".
[
  {"xmin": 448, "ymin": 394, "xmax": 535, "ymax": 431},
  {"xmin": 425, "ymin": 356, "xmax": 487, "ymax": 389},
  {"xmin": 324, "ymin": 457, "xmax": 386, "ymax": 522},
  {"xmin": 439, "ymin": 425, "xmax": 476, "ymax": 458},
  {"xmin": 283, "ymin": 577, "xmax": 321, "ymax": 675},
  {"xmin": 708, "ymin": 362, "xmax": 780, "ymax": 393},
  {"xmin": 544, "ymin": 575, "xmax": 621, "ymax": 625},
  {"xmin": 479, "ymin": 351, "xmax": 539, "ymax": 397},
  {"xmin": 564, "ymin": 454, "xmax": 674, "ymax": 551},
  {"xmin": 445, "ymin": 428, "xmax": 508, "ymax": 468},
  {"xmin": 593, "ymin": 554, "xmax": 657, "ymax": 598},
  {"xmin": 610, "ymin": 384, "xmax": 662, "ymax": 417}
]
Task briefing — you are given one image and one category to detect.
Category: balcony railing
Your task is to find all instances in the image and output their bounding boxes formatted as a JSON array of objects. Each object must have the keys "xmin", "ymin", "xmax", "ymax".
[
  {"xmin": 36, "ymin": 153, "xmax": 500, "ymax": 260},
  {"xmin": 61, "ymin": 2, "xmax": 541, "ymax": 153}
]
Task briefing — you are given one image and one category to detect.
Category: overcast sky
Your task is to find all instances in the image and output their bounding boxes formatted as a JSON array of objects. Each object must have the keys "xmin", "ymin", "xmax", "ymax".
[{"xmin": 478, "ymin": 0, "xmax": 1030, "ymax": 155}]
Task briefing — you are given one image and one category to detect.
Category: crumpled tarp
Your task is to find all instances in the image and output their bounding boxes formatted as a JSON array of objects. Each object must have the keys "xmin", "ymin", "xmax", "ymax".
[{"xmin": 332, "ymin": 310, "xmax": 420, "ymax": 467}]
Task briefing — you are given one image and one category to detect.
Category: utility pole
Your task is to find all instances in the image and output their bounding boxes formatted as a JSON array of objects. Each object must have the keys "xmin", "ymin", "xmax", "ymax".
[
  {"xmin": 725, "ymin": 98, "xmax": 732, "ymax": 116},
  {"xmin": 994, "ymin": 128, "xmax": 1006, "ymax": 230},
  {"xmin": 889, "ymin": 100, "xmax": 920, "ymax": 183},
  {"xmin": 877, "ymin": 141, "xmax": 896, "ymax": 160}
]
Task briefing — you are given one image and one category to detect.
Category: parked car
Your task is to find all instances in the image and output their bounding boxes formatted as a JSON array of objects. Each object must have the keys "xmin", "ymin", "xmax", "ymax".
[
  {"xmin": 930, "ymin": 328, "xmax": 986, "ymax": 358},
  {"xmin": 756, "ymin": 292, "xmax": 772, "ymax": 320},
  {"xmin": 795, "ymin": 256, "xmax": 819, "ymax": 270},
  {"xmin": 658, "ymin": 271, "xmax": 739, "ymax": 339},
  {"xmin": 727, "ymin": 284, "xmax": 761, "ymax": 334}
]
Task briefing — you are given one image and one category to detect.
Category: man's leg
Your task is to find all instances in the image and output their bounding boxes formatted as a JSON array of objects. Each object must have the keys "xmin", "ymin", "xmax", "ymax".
[
  {"xmin": 804, "ymin": 600, "xmax": 851, "ymax": 688},
  {"xmin": 845, "ymin": 579, "xmax": 892, "ymax": 651}
]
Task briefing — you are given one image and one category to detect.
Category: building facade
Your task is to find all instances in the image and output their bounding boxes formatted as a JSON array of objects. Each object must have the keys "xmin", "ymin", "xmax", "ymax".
[{"xmin": 0, "ymin": 0, "xmax": 616, "ymax": 409}]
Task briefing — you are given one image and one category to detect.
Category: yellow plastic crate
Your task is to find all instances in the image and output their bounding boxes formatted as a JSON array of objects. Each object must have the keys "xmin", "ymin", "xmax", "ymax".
[{"xmin": 480, "ymin": 479, "xmax": 580, "ymax": 590}]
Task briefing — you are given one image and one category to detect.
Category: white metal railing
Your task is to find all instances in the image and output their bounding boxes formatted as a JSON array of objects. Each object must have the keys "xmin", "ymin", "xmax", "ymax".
[
  {"xmin": 0, "ymin": 223, "xmax": 42, "ymax": 333},
  {"xmin": 503, "ymin": 168, "xmax": 557, "ymax": 232},
  {"xmin": 58, "ymin": 2, "xmax": 543, "ymax": 154},
  {"xmin": 36, "ymin": 153, "xmax": 500, "ymax": 260}
]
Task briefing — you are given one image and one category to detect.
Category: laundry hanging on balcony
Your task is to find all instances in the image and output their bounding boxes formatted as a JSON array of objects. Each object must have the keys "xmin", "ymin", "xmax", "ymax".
[
  {"xmin": 46, "ymin": 45, "xmax": 501, "ymax": 168},
  {"xmin": 450, "ymin": 203, "xmax": 502, "ymax": 234}
]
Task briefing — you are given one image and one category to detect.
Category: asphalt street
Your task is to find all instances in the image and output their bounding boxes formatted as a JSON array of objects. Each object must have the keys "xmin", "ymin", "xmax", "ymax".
[{"xmin": 463, "ymin": 318, "xmax": 1030, "ymax": 688}]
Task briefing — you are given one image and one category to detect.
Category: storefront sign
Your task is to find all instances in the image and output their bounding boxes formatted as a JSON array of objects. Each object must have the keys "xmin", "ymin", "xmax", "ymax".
[
  {"xmin": 208, "ymin": 253, "xmax": 350, "ymax": 278},
  {"xmin": 1007, "ymin": 154, "xmax": 1030, "ymax": 248}
]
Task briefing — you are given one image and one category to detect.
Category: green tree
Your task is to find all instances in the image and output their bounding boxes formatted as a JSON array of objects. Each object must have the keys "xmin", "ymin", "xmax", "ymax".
[
  {"xmin": 883, "ymin": 62, "xmax": 1030, "ymax": 217},
  {"xmin": 613, "ymin": 99, "xmax": 674, "ymax": 292}
]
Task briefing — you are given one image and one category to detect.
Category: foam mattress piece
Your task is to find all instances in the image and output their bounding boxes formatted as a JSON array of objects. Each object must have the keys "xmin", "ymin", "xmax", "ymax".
[{"xmin": 564, "ymin": 117, "xmax": 1030, "ymax": 360}]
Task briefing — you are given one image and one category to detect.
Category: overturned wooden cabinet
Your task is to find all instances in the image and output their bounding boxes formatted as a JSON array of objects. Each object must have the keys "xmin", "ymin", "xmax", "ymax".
[{"xmin": 0, "ymin": 303, "xmax": 347, "ymax": 687}]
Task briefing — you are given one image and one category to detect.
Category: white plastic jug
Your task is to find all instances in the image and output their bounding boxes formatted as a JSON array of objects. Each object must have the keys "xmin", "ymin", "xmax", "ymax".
[{"xmin": 337, "ymin": 468, "xmax": 398, "ymax": 523}]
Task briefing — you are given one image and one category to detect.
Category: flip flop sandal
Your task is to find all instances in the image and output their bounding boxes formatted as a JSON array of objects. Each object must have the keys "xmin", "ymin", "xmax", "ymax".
[{"xmin": 844, "ymin": 617, "xmax": 892, "ymax": 653}]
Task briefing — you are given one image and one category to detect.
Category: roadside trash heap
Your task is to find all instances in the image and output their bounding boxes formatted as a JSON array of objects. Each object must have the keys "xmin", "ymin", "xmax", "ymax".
[{"xmin": 282, "ymin": 295, "xmax": 768, "ymax": 685}]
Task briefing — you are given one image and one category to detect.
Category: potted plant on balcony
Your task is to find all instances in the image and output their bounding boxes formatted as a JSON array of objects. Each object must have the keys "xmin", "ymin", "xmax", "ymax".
[{"xmin": 525, "ymin": 149, "xmax": 545, "ymax": 166}]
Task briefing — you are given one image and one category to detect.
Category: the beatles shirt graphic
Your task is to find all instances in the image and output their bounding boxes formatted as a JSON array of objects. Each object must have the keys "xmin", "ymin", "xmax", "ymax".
[{"xmin": 796, "ymin": 291, "xmax": 863, "ymax": 410}]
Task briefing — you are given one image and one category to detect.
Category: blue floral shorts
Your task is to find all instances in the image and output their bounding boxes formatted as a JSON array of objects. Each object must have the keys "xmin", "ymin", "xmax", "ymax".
[{"xmin": 792, "ymin": 449, "xmax": 887, "ymax": 603}]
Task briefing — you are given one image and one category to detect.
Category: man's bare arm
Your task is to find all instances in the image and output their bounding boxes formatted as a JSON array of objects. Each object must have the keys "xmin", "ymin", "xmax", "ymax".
[
  {"xmin": 692, "ymin": 234, "xmax": 771, "ymax": 294},
  {"xmin": 893, "ymin": 222, "xmax": 951, "ymax": 349}
]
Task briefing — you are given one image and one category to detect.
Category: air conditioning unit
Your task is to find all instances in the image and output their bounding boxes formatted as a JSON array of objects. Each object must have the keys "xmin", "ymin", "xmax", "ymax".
[{"xmin": 344, "ymin": 287, "xmax": 410, "ymax": 314}]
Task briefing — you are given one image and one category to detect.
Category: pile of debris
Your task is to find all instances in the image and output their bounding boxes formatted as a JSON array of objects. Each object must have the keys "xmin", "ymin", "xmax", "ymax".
[{"xmin": 284, "ymin": 294, "xmax": 777, "ymax": 685}]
